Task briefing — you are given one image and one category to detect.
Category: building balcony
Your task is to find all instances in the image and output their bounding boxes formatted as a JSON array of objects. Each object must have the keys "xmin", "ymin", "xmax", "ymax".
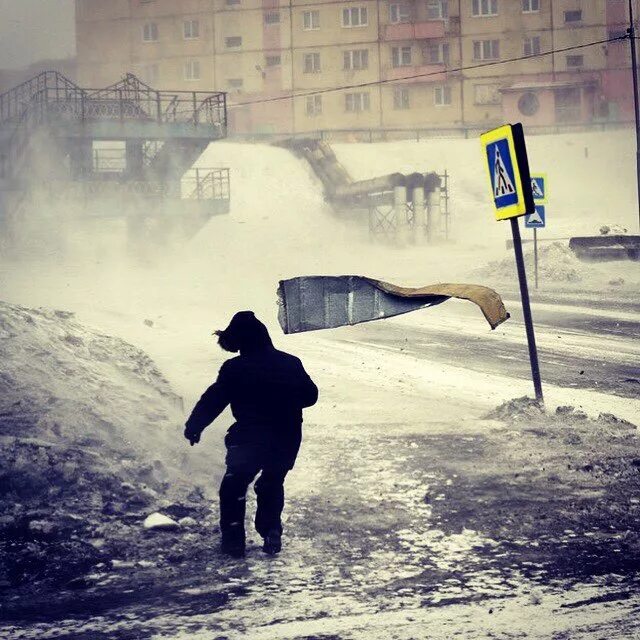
[
  {"xmin": 383, "ymin": 21, "xmax": 446, "ymax": 42},
  {"xmin": 383, "ymin": 64, "xmax": 446, "ymax": 84}
]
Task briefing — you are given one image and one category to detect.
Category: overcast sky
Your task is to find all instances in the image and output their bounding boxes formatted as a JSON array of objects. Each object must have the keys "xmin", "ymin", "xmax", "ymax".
[{"xmin": 0, "ymin": 0, "xmax": 75, "ymax": 69}]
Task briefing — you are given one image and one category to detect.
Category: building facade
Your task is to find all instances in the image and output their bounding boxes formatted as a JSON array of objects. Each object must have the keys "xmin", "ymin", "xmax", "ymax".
[{"xmin": 75, "ymin": 0, "xmax": 635, "ymax": 134}]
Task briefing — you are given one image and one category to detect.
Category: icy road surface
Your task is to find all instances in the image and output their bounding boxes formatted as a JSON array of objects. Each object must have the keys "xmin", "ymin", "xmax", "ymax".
[{"xmin": 336, "ymin": 296, "xmax": 640, "ymax": 401}]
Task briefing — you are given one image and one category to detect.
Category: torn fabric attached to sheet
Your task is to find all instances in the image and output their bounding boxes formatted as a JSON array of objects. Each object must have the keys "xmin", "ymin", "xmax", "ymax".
[{"xmin": 277, "ymin": 276, "xmax": 509, "ymax": 334}]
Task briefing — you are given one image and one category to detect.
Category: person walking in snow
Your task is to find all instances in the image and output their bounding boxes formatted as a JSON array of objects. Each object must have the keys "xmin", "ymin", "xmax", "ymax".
[{"xmin": 184, "ymin": 311, "xmax": 318, "ymax": 558}]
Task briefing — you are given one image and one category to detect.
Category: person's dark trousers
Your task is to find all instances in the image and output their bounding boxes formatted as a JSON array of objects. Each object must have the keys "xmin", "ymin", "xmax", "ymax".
[
  {"xmin": 218, "ymin": 466, "xmax": 289, "ymax": 545},
  {"xmin": 254, "ymin": 469, "xmax": 288, "ymax": 537},
  {"xmin": 219, "ymin": 470, "xmax": 256, "ymax": 547}
]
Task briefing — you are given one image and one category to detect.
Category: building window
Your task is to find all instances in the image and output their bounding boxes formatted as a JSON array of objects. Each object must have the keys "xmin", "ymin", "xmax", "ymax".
[
  {"xmin": 426, "ymin": 42, "xmax": 450, "ymax": 64},
  {"xmin": 389, "ymin": 4, "xmax": 411, "ymax": 23},
  {"xmin": 523, "ymin": 35, "xmax": 541, "ymax": 56},
  {"xmin": 564, "ymin": 10, "xmax": 582, "ymax": 23},
  {"xmin": 303, "ymin": 52, "xmax": 321, "ymax": 73},
  {"xmin": 342, "ymin": 7, "xmax": 368, "ymax": 28},
  {"xmin": 142, "ymin": 22, "xmax": 158, "ymax": 42},
  {"xmin": 472, "ymin": 0, "xmax": 498, "ymax": 17},
  {"xmin": 473, "ymin": 39, "xmax": 500, "ymax": 60},
  {"xmin": 184, "ymin": 60, "xmax": 201, "ymax": 81},
  {"xmin": 306, "ymin": 95, "xmax": 322, "ymax": 116},
  {"xmin": 566, "ymin": 54, "xmax": 584, "ymax": 67},
  {"xmin": 427, "ymin": 0, "xmax": 449, "ymax": 19},
  {"xmin": 226, "ymin": 0, "xmax": 240, "ymax": 5},
  {"xmin": 141, "ymin": 63, "xmax": 159, "ymax": 85},
  {"xmin": 473, "ymin": 83, "xmax": 501, "ymax": 104},
  {"xmin": 522, "ymin": 0, "xmax": 539, "ymax": 13},
  {"xmin": 343, "ymin": 49, "xmax": 369, "ymax": 70},
  {"xmin": 265, "ymin": 55, "xmax": 281, "ymax": 66},
  {"xmin": 183, "ymin": 19, "xmax": 199, "ymax": 40},
  {"xmin": 392, "ymin": 46, "xmax": 412, "ymax": 67},
  {"xmin": 264, "ymin": 11, "xmax": 280, "ymax": 24},
  {"xmin": 393, "ymin": 87, "xmax": 410, "ymax": 109},
  {"xmin": 227, "ymin": 78, "xmax": 243, "ymax": 88},
  {"xmin": 303, "ymin": 10, "xmax": 320, "ymax": 30},
  {"xmin": 345, "ymin": 92, "xmax": 370, "ymax": 112},
  {"xmin": 225, "ymin": 36, "xmax": 242, "ymax": 48},
  {"xmin": 434, "ymin": 85, "xmax": 452, "ymax": 106}
]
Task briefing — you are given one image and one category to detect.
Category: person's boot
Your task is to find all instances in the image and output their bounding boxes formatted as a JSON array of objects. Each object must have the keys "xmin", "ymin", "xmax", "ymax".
[
  {"xmin": 220, "ymin": 524, "xmax": 246, "ymax": 559},
  {"xmin": 262, "ymin": 529, "xmax": 282, "ymax": 555},
  {"xmin": 221, "ymin": 537, "xmax": 246, "ymax": 559}
]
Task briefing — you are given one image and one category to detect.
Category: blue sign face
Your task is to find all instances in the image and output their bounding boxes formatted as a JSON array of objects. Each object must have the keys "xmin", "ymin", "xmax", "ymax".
[
  {"xmin": 486, "ymin": 138, "xmax": 518, "ymax": 210},
  {"xmin": 531, "ymin": 176, "xmax": 546, "ymax": 201},
  {"xmin": 525, "ymin": 205, "xmax": 546, "ymax": 228}
]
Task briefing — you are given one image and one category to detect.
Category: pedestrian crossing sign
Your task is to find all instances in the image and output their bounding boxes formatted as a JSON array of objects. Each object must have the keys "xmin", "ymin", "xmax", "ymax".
[
  {"xmin": 480, "ymin": 123, "xmax": 535, "ymax": 221},
  {"xmin": 525, "ymin": 205, "xmax": 546, "ymax": 228},
  {"xmin": 530, "ymin": 174, "xmax": 547, "ymax": 203}
]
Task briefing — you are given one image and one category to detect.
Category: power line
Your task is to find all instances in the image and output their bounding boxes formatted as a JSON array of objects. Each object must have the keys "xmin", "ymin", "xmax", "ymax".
[{"xmin": 228, "ymin": 34, "xmax": 629, "ymax": 108}]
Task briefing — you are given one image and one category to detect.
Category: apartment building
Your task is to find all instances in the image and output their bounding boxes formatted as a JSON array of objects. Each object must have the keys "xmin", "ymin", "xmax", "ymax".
[{"xmin": 75, "ymin": 0, "xmax": 635, "ymax": 134}]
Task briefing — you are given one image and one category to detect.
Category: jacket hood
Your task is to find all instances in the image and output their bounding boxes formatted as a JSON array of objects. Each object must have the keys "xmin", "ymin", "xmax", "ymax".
[{"xmin": 216, "ymin": 311, "xmax": 273, "ymax": 353}]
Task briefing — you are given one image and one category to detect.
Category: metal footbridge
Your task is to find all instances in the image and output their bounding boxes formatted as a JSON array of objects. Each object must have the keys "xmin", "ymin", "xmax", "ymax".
[{"xmin": 0, "ymin": 71, "xmax": 230, "ymax": 252}]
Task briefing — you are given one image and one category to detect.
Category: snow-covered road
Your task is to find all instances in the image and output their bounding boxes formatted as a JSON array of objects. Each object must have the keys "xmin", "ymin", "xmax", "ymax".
[{"xmin": 333, "ymin": 296, "xmax": 640, "ymax": 401}]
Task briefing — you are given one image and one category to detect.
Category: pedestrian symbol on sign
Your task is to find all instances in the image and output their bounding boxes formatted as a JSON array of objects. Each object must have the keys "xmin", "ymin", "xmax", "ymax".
[
  {"xmin": 530, "ymin": 174, "xmax": 547, "ymax": 203},
  {"xmin": 531, "ymin": 178, "xmax": 544, "ymax": 199},
  {"xmin": 494, "ymin": 147, "xmax": 516, "ymax": 198},
  {"xmin": 480, "ymin": 123, "xmax": 535, "ymax": 220}
]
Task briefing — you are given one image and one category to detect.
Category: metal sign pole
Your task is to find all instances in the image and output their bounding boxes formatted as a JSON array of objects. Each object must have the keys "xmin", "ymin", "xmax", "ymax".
[
  {"xmin": 510, "ymin": 217, "xmax": 543, "ymax": 403},
  {"xmin": 534, "ymin": 227, "xmax": 539, "ymax": 289},
  {"xmin": 629, "ymin": 0, "xmax": 640, "ymax": 231}
]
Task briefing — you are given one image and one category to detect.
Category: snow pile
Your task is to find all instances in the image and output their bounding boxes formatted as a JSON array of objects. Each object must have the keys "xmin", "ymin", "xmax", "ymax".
[
  {"xmin": 0, "ymin": 300, "xmax": 188, "ymax": 470},
  {"xmin": 599, "ymin": 224, "xmax": 629, "ymax": 236},
  {"xmin": 485, "ymin": 396, "xmax": 637, "ymax": 432},
  {"xmin": 484, "ymin": 396, "xmax": 545, "ymax": 422},
  {"xmin": 475, "ymin": 241, "xmax": 585, "ymax": 283},
  {"xmin": 0, "ymin": 300, "xmax": 219, "ymax": 587}
]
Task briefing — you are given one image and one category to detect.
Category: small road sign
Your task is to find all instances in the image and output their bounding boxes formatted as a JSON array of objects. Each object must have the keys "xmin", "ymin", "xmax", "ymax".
[
  {"xmin": 525, "ymin": 205, "xmax": 546, "ymax": 228},
  {"xmin": 480, "ymin": 123, "xmax": 535, "ymax": 221},
  {"xmin": 530, "ymin": 174, "xmax": 547, "ymax": 203}
]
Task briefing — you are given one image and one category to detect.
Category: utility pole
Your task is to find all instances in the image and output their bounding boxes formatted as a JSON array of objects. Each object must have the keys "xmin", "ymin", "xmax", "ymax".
[{"xmin": 629, "ymin": 0, "xmax": 640, "ymax": 230}]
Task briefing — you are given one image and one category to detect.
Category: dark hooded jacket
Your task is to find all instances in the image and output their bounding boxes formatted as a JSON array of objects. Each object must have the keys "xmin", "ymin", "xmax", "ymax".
[{"xmin": 185, "ymin": 312, "xmax": 318, "ymax": 468}]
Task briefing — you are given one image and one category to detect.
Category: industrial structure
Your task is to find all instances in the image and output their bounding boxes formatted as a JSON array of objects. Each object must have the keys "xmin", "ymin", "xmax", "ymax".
[
  {"xmin": 284, "ymin": 138, "xmax": 448, "ymax": 241},
  {"xmin": 74, "ymin": 0, "xmax": 634, "ymax": 135},
  {"xmin": 0, "ymin": 71, "xmax": 229, "ymax": 254}
]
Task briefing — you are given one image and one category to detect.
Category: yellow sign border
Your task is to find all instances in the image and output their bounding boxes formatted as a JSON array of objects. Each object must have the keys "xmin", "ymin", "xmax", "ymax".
[
  {"xmin": 530, "ymin": 173, "xmax": 548, "ymax": 204},
  {"xmin": 480, "ymin": 124, "xmax": 528, "ymax": 221}
]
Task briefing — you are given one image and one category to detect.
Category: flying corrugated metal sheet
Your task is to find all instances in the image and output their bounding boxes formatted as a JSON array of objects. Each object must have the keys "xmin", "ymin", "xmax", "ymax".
[{"xmin": 277, "ymin": 276, "xmax": 509, "ymax": 334}]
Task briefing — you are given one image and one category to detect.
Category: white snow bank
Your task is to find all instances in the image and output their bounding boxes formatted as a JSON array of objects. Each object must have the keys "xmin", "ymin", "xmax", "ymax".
[
  {"xmin": 476, "ymin": 241, "xmax": 586, "ymax": 282},
  {"xmin": 0, "ymin": 300, "xmax": 223, "ymax": 493}
]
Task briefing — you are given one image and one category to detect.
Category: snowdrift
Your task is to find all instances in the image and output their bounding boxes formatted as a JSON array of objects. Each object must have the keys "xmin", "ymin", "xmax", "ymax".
[
  {"xmin": 0, "ymin": 300, "xmax": 191, "ymax": 477},
  {"xmin": 475, "ymin": 241, "xmax": 586, "ymax": 283},
  {"xmin": 0, "ymin": 301, "xmax": 220, "ymax": 586}
]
